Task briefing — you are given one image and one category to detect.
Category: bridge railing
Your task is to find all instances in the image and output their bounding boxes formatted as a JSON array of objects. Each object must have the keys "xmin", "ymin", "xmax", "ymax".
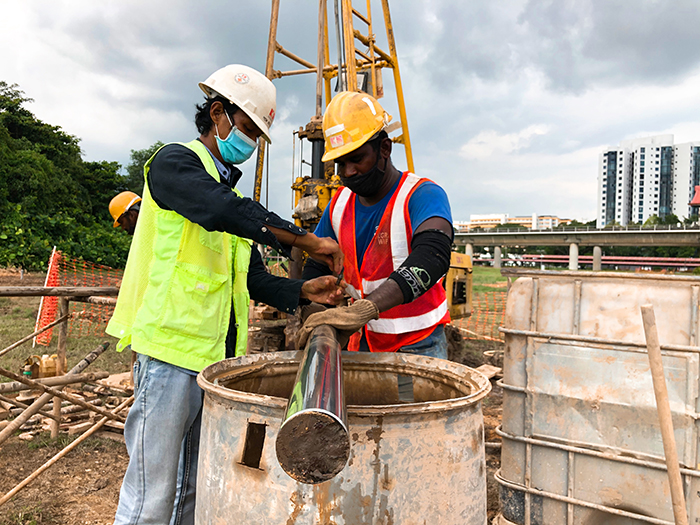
[
  {"xmin": 473, "ymin": 255, "xmax": 700, "ymax": 269},
  {"xmin": 456, "ymin": 224, "xmax": 700, "ymax": 234}
]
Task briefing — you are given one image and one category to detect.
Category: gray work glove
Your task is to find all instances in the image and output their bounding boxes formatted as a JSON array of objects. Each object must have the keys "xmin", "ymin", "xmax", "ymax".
[{"xmin": 295, "ymin": 299, "xmax": 380, "ymax": 350}]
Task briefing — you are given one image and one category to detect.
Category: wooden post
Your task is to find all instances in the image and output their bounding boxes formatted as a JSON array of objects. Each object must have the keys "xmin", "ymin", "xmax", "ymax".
[
  {"xmin": 50, "ymin": 397, "xmax": 60, "ymax": 438},
  {"xmin": 56, "ymin": 298, "xmax": 68, "ymax": 375},
  {"xmin": 53, "ymin": 298, "xmax": 69, "ymax": 436},
  {"xmin": 0, "ymin": 286, "xmax": 119, "ymax": 297},
  {"xmin": 640, "ymin": 304, "xmax": 689, "ymax": 525}
]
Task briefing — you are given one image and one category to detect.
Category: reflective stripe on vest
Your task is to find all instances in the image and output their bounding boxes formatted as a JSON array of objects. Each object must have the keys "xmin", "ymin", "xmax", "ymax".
[
  {"xmin": 106, "ymin": 139, "xmax": 251, "ymax": 370},
  {"xmin": 328, "ymin": 173, "xmax": 450, "ymax": 351}
]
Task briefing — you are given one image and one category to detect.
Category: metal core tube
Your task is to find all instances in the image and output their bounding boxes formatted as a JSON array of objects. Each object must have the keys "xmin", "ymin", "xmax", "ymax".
[
  {"xmin": 311, "ymin": 139, "xmax": 324, "ymax": 179},
  {"xmin": 276, "ymin": 324, "xmax": 349, "ymax": 484}
]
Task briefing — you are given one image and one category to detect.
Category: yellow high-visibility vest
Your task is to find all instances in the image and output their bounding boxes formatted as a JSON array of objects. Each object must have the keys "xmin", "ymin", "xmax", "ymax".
[{"xmin": 106, "ymin": 139, "xmax": 252, "ymax": 370}]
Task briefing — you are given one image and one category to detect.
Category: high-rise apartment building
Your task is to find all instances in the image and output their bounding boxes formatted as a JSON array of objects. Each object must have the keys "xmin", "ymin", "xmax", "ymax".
[
  {"xmin": 596, "ymin": 135, "xmax": 699, "ymax": 227},
  {"xmin": 673, "ymin": 142, "xmax": 700, "ymax": 219}
]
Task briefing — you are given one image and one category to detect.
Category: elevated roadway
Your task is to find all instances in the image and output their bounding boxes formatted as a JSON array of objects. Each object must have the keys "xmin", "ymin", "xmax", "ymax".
[
  {"xmin": 454, "ymin": 226, "xmax": 700, "ymax": 270},
  {"xmin": 454, "ymin": 226, "xmax": 700, "ymax": 247}
]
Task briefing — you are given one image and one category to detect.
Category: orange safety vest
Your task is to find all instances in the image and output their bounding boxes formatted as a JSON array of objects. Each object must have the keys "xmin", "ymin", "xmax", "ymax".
[{"xmin": 329, "ymin": 171, "xmax": 450, "ymax": 352}]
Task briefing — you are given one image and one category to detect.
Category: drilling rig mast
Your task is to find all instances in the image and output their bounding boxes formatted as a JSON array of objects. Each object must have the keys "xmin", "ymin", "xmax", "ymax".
[
  {"xmin": 254, "ymin": 1, "xmax": 471, "ymax": 320},
  {"xmin": 253, "ymin": 0, "xmax": 413, "ymax": 221}
]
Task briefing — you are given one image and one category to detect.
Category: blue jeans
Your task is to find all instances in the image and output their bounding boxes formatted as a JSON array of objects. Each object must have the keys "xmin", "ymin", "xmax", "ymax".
[
  {"xmin": 114, "ymin": 354, "xmax": 202, "ymax": 525},
  {"xmin": 358, "ymin": 323, "xmax": 448, "ymax": 359}
]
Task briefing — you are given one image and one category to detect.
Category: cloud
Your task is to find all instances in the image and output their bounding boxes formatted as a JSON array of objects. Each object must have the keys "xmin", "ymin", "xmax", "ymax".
[
  {"xmin": 518, "ymin": 0, "xmax": 700, "ymax": 92},
  {"xmin": 460, "ymin": 125, "xmax": 550, "ymax": 160},
  {"xmin": 2, "ymin": 0, "xmax": 700, "ymax": 226}
]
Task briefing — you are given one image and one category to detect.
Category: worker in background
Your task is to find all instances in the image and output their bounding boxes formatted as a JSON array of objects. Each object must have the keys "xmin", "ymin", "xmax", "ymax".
[
  {"xmin": 297, "ymin": 91, "xmax": 453, "ymax": 362},
  {"xmin": 107, "ymin": 64, "xmax": 344, "ymax": 525},
  {"xmin": 109, "ymin": 191, "xmax": 141, "ymax": 235}
]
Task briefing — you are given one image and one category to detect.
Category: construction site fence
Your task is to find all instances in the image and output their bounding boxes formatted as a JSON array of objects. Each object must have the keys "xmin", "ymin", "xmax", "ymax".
[
  {"xmin": 35, "ymin": 251, "xmax": 123, "ymax": 345},
  {"xmin": 452, "ymin": 291, "xmax": 507, "ymax": 342},
  {"xmin": 33, "ymin": 251, "xmax": 508, "ymax": 345}
]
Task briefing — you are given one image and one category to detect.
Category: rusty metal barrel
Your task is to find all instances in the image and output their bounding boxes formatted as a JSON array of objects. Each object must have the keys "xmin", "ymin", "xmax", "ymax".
[{"xmin": 195, "ymin": 350, "xmax": 491, "ymax": 525}]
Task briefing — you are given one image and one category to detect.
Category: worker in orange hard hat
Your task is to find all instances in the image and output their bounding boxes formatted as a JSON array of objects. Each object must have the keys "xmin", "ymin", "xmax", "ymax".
[
  {"xmin": 298, "ymin": 91, "xmax": 454, "ymax": 387},
  {"xmin": 109, "ymin": 191, "xmax": 141, "ymax": 235}
]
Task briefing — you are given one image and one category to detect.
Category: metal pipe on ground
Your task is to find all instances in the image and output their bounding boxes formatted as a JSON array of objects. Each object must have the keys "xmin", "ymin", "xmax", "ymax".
[
  {"xmin": 0, "ymin": 342, "xmax": 109, "ymax": 446},
  {"xmin": 275, "ymin": 324, "xmax": 349, "ymax": 484},
  {"xmin": 0, "ymin": 396, "xmax": 133, "ymax": 508}
]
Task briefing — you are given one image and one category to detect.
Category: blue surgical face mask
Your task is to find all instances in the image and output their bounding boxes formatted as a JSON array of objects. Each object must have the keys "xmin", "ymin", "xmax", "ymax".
[{"xmin": 215, "ymin": 112, "xmax": 257, "ymax": 164}]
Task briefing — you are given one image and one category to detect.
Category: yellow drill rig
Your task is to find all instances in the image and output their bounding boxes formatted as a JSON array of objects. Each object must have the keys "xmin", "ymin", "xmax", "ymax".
[{"xmin": 253, "ymin": 0, "xmax": 471, "ymax": 318}]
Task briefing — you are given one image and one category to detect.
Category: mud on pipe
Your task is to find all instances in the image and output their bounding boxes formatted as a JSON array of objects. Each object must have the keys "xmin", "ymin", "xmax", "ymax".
[{"xmin": 275, "ymin": 324, "xmax": 350, "ymax": 484}]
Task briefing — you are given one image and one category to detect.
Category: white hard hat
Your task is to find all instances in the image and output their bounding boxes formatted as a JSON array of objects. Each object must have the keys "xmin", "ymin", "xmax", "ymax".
[{"xmin": 199, "ymin": 64, "xmax": 276, "ymax": 143}]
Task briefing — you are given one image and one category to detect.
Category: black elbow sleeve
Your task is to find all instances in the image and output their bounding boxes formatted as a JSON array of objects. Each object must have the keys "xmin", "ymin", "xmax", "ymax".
[{"xmin": 387, "ymin": 229, "xmax": 452, "ymax": 304}]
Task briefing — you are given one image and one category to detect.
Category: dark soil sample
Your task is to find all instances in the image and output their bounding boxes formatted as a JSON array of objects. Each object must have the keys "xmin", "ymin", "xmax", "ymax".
[{"xmin": 276, "ymin": 411, "xmax": 350, "ymax": 484}]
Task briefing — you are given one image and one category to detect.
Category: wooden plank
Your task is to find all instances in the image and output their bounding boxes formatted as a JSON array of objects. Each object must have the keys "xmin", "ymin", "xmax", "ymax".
[
  {"xmin": 68, "ymin": 421, "xmax": 94, "ymax": 435},
  {"xmin": 96, "ymin": 372, "xmax": 133, "ymax": 394},
  {"xmin": 0, "ymin": 286, "xmax": 119, "ymax": 297},
  {"xmin": 474, "ymin": 363, "xmax": 502, "ymax": 380}
]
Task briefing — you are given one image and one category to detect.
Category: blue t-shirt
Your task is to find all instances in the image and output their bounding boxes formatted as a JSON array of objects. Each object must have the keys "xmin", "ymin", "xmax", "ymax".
[{"xmin": 314, "ymin": 176, "xmax": 452, "ymax": 267}]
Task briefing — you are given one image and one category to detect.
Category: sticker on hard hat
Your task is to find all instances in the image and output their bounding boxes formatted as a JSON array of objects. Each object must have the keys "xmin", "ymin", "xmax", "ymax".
[
  {"xmin": 234, "ymin": 73, "xmax": 250, "ymax": 84},
  {"xmin": 325, "ymin": 123, "xmax": 345, "ymax": 137},
  {"xmin": 330, "ymin": 135, "xmax": 344, "ymax": 148},
  {"xmin": 269, "ymin": 108, "xmax": 275, "ymax": 121}
]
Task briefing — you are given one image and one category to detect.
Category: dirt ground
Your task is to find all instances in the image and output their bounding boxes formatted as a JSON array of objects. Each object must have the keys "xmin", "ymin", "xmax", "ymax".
[
  {"xmin": 0, "ymin": 269, "xmax": 504, "ymax": 523},
  {"xmin": 0, "ymin": 434, "xmax": 128, "ymax": 525},
  {"xmin": 1, "ymin": 371, "xmax": 503, "ymax": 523},
  {"xmin": 0, "ymin": 345, "xmax": 503, "ymax": 525}
]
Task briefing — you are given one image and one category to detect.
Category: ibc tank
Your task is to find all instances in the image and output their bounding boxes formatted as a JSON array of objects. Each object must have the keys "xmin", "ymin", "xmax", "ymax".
[
  {"xmin": 496, "ymin": 269, "xmax": 700, "ymax": 525},
  {"xmin": 196, "ymin": 350, "xmax": 491, "ymax": 525}
]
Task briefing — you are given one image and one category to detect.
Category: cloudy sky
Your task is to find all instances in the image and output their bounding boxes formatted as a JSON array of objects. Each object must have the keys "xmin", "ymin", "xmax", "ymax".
[{"xmin": 2, "ymin": 0, "xmax": 700, "ymax": 223}]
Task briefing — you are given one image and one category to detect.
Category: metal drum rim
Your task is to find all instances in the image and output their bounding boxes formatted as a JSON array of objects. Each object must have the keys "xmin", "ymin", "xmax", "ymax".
[{"xmin": 197, "ymin": 350, "xmax": 492, "ymax": 415}]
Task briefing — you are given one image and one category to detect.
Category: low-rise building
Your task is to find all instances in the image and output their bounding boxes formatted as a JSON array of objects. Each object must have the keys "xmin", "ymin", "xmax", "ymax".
[{"xmin": 454, "ymin": 213, "xmax": 572, "ymax": 232}]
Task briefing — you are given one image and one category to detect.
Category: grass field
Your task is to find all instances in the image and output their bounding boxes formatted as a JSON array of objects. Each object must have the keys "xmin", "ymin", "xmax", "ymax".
[
  {"xmin": 471, "ymin": 266, "xmax": 508, "ymax": 293},
  {"xmin": 0, "ymin": 265, "xmax": 511, "ymax": 381},
  {"xmin": 0, "ymin": 294, "xmax": 127, "ymax": 382}
]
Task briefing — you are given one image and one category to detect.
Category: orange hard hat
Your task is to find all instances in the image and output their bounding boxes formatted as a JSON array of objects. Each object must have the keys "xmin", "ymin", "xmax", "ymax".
[
  {"xmin": 321, "ymin": 91, "xmax": 392, "ymax": 162},
  {"xmin": 109, "ymin": 191, "xmax": 141, "ymax": 227}
]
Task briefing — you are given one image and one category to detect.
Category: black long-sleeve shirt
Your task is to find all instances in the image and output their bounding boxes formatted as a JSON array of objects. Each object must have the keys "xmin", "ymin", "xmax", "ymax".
[{"xmin": 148, "ymin": 142, "xmax": 305, "ymax": 356}]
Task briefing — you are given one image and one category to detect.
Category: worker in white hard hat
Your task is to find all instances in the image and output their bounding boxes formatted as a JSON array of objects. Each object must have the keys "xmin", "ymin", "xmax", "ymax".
[
  {"xmin": 109, "ymin": 191, "xmax": 141, "ymax": 235},
  {"xmin": 297, "ymin": 91, "xmax": 454, "ymax": 384},
  {"xmin": 107, "ymin": 65, "xmax": 345, "ymax": 525}
]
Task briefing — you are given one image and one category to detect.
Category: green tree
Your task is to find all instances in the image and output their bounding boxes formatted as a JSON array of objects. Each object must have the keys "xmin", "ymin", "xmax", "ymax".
[
  {"xmin": 661, "ymin": 213, "xmax": 680, "ymax": 226},
  {"xmin": 643, "ymin": 215, "xmax": 660, "ymax": 227},
  {"xmin": 123, "ymin": 141, "xmax": 164, "ymax": 195},
  {"xmin": 0, "ymin": 81, "xmax": 131, "ymax": 270},
  {"xmin": 78, "ymin": 160, "xmax": 127, "ymax": 221}
]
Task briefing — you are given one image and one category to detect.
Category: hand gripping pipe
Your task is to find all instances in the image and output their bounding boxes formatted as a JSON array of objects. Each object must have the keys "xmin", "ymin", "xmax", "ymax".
[{"xmin": 276, "ymin": 324, "xmax": 350, "ymax": 484}]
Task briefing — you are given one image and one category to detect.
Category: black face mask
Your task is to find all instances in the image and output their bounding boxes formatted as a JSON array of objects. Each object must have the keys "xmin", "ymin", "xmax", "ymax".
[{"xmin": 340, "ymin": 153, "xmax": 386, "ymax": 197}]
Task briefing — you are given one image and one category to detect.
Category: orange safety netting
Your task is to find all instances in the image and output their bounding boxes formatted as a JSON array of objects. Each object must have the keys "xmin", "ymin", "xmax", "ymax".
[
  {"xmin": 35, "ymin": 251, "xmax": 123, "ymax": 345},
  {"xmin": 33, "ymin": 248, "xmax": 61, "ymax": 346},
  {"xmin": 452, "ymin": 291, "xmax": 507, "ymax": 341}
]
